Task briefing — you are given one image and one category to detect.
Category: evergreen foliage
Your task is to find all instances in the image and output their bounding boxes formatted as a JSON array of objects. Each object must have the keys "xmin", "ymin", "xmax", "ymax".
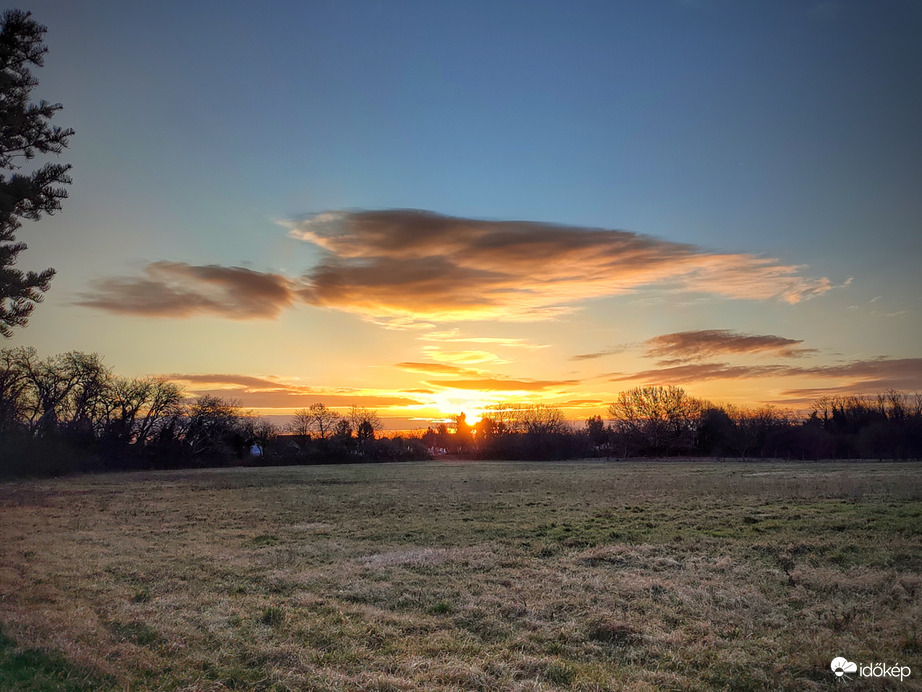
[{"xmin": 0, "ymin": 9, "xmax": 73, "ymax": 336}]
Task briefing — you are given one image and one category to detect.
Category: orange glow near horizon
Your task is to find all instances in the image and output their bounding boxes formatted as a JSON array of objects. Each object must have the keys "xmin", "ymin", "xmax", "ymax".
[{"xmin": 156, "ymin": 330, "xmax": 922, "ymax": 432}]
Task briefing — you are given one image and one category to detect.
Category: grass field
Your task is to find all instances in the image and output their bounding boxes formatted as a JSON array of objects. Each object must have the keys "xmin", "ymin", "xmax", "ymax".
[{"xmin": 1, "ymin": 460, "xmax": 921, "ymax": 691}]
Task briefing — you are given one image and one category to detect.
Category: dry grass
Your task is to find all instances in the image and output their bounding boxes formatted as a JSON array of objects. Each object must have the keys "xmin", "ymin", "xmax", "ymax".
[{"xmin": 1, "ymin": 460, "xmax": 921, "ymax": 690}]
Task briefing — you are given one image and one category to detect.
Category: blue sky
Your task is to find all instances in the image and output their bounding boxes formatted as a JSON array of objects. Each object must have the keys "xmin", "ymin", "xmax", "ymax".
[{"xmin": 8, "ymin": 0, "xmax": 922, "ymax": 426}]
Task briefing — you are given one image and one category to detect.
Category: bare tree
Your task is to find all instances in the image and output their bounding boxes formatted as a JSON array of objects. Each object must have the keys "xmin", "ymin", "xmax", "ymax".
[
  {"xmin": 289, "ymin": 403, "xmax": 345, "ymax": 440},
  {"xmin": 105, "ymin": 376, "xmax": 183, "ymax": 445},
  {"xmin": 333, "ymin": 417, "xmax": 352, "ymax": 439},
  {"xmin": 289, "ymin": 407, "xmax": 313, "ymax": 440},
  {"xmin": 608, "ymin": 385, "xmax": 701, "ymax": 454},
  {"xmin": 14, "ymin": 350, "xmax": 108, "ymax": 435},
  {"xmin": 349, "ymin": 406, "xmax": 381, "ymax": 436},
  {"xmin": 520, "ymin": 403, "xmax": 569, "ymax": 435},
  {"xmin": 0, "ymin": 346, "xmax": 31, "ymax": 434},
  {"xmin": 182, "ymin": 395, "xmax": 244, "ymax": 457},
  {"xmin": 243, "ymin": 417, "xmax": 278, "ymax": 454}
]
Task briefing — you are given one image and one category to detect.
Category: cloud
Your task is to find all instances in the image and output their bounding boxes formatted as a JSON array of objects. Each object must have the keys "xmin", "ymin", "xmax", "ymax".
[
  {"xmin": 571, "ymin": 347, "xmax": 630, "ymax": 361},
  {"xmin": 395, "ymin": 362, "xmax": 484, "ymax": 377},
  {"xmin": 614, "ymin": 357, "xmax": 922, "ymax": 392},
  {"xmin": 167, "ymin": 373, "xmax": 424, "ymax": 410},
  {"xmin": 185, "ymin": 388, "xmax": 423, "ymax": 409},
  {"xmin": 645, "ymin": 329, "xmax": 814, "ymax": 361},
  {"xmin": 426, "ymin": 377, "xmax": 581, "ymax": 393},
  {"xmin": 80, "ymin": 211, "xmax": 835, "ymax": 324},
  {"xmin": 787, "ymin": 357, "xmax": 922, "ymax": 391},
  {"xmin": 614, "ymin": 362, "xmax": 786, "ymax": 384},
  {"xmin": 420, "ymin": 329, "xmax": 547, "ymax": 349},
  {"xmin": 421, "ymin": 346, "xmax": 507, "ymax": 365},
  {"xmin": 560, "ymin": 398, "xmax": 606, "ymax": 407},
  {"xmin": 77, "ymin": 262, "xmax": 296, "ymax": 319},
  {"xmin": 167, "ymin": 373, "xmax": 291, "ymax": 390},
  {"xmin": 287, "ymin": 210, "xmax": 835, "ymax": 323}
]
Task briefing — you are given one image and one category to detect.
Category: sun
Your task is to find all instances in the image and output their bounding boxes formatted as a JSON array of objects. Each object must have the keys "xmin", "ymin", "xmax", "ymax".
[{"xmin": 430, "ymin": 389, "xmax": 494, "ymax": 424}]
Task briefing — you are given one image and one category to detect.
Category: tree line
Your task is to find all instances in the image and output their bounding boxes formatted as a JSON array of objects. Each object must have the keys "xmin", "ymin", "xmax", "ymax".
[
  {"xmin": 424, "ymin": 385, "xmax": 922, "ymax": 461},
  {"xmin": 0, "ymin": 348, "xmax": 427, "ymax": 477},
  {"xmin": 604, "ymin": 385, "xmax": 922, "ymax": 460},
  {"xmin": 2, "ymin": 351, "xmax": 920, "ymax": 477}
]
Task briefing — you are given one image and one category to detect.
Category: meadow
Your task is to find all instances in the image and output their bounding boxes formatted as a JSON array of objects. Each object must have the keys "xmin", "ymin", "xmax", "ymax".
[{"xmin": 1, "ymin": 460, "xmax": 921, "ymax": 691}]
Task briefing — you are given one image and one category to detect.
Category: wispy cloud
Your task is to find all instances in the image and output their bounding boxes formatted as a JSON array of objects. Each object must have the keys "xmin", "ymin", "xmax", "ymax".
[
  {"xmin": 421, "ymin": 346, "xmax": 508, "ymax": 366},
  {"xmin": 614, "ymin": 357, "xmax": 922, "ymax": 392},
  {"xmin": 559, "ymin": 398, "xmax": 607, "ymax": 408},
  {"xmin": 614, "ymin": 362, "xmax": 786, "ymax": 384},
  {"xmin": 395, "ymin": 362, "xmax": 485, "ymax": 377},
  {"xmin": 287, "ymin": 209, "xmax": 834, "ymax": 324},
  {"xmin": 185, "ymin": 388, "xmax": 422, "ymax": 410},
  {"xmin": 167, "ymin": 373, "xmax": 292, "ymax": 390},
  {"xmin": 571, "ymin": 347, "xmax": 630, "ymax": 361},
  {"xmin": 645, "ymin": 329, "xmax": 814, "ymax": 361},
  {"xmin": 167, "ymin": 373, "xmax": 423, "ymax": 410},
  {"xmin": 787, "ymin": 358, "xmax": 922, "ymax": 390},
  {"xmin": 78, "ymin": 262, "xmax": 295, "ymax": 319},
  {"xmin": 425, "ymin": 377, "xmax": 581, "ymax": 393},
  {"xmin": 419, "ymin": 329, "xmax": 547, "ymax": 349}
]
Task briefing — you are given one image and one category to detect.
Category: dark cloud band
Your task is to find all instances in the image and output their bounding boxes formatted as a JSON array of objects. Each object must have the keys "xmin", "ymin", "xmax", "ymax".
[{"xmin": 645, "ymin": 329, "xmax": 814, "ymax": 361}]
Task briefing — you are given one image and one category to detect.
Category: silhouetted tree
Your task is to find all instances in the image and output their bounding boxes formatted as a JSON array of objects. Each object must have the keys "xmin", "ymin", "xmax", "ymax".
[
  {"xmin": 333, "ymin": 417, "xmax": 352, "ymax": 440},
  {"xmin": 454, "ymin": 412, "xmax": 473, "ymax": 451},
  {"xmin": 103, "ymin": 376, "xmax": 183, "ymax": 447},
  {"xmin": 696, "ymin": 407, "xmax": 736, "ymax": 457},
  {"xmin": 0, "ymin": 345, "xmax": 29, "ymax": 434},
  {"xmin": 737, "ymin": 405, "xmax": 793, "ymax": 458},
  {"xmin": 291, "ymin": 402, "xmax": 341, "ymax": 440},
  {"xmin": 0, "ymin": 10, "xmax": 73, "ymax": 336},
  {"xmin": 521, "ymin": 404, "xmax": 569, "ymax": 435},
  {"xmin": 349, "ymin": 405, "xmax": 381, "ymax": 436},
  {"xmin": 243, "ymin": 417, "xmax": 278, "ymax": 458},
  {"xmin": 12, "ymin": 349, "xmax": 107, "ymax": 436},
  {"xmin": 181, "ymin": 395, "xmax": 246, "ymax": 461},
  {"xmin": 609, "ymin": 385, "xmax": 701, "ymax": 455},
  {"xmin": 288, "ymin": 407, "xmax": 313, "ymax": 442}
]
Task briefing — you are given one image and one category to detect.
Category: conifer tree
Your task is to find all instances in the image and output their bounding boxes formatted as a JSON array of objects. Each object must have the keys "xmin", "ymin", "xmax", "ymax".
[{"xmin": 0, "ymin": 9, "xmax": 73, "ymax": 337}]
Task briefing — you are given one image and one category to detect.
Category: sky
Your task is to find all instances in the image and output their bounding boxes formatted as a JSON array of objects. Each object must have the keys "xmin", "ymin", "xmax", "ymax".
[{"xmin": 7, "ymin": 0, "xmax": 922, "ymax": 429}]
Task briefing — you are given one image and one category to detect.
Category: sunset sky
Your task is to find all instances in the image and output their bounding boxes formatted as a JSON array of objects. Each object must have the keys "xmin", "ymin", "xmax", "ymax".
[{"xmin": 9, "ymin": 0, "xmax": 922, "ymax": 429}]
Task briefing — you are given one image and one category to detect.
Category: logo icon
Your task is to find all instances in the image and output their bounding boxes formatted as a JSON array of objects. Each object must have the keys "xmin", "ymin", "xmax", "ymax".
[{"xmin": 831, "ymin": 657, "xmax": 858, "ymax": 679}]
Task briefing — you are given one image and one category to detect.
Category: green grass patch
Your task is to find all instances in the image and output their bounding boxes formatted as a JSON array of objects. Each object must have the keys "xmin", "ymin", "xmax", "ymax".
[
  {"xmin": 0, "ymin": 627, "xmax": 115, "ymax": 692},
  {"xmin": 106, "ymin": 620, "xmax": 164, "ymax": 648}
]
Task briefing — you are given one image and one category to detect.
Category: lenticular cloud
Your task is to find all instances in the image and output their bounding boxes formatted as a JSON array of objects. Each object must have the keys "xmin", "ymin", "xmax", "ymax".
[
  {"xmin": 288, "ymin": 209, "xmax": 834, "ymax": 323},
  {"xmin": 79, "ymin": 209, "xmax": 836, "ymax": 324}
]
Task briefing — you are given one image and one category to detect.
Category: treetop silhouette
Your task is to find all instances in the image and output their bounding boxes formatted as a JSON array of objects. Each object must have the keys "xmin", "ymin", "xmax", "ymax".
[{"xmin": 0, "ymin": 9, "xmax": 73, "ymax": 337}]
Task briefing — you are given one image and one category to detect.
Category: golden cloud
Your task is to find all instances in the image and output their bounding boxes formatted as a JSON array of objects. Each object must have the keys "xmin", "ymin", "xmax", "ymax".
[
  {"xmin": 419, "ymin": 329, "xmax": 547, "ymax": 349},
  {"xmin": 425, "ymin": 377, "xmax": 581, "ymax": 393},
  {"xmin": 394, "ymin": 362, "xmax": 484, "ymax": 377},
  {"xmin": 288, "ymin": 210, "xmax": 835, "ymax": 323},
  {"xmin": 421, "ymin": 346, "xmax": 507, "ymax": 365},
  {"xmin": 80, "ymin": 210, "xmax": 836, "ymax": 324},
  {"xmin": 166, "ymin": 373, "xmax": 425, "ymax": 410}
]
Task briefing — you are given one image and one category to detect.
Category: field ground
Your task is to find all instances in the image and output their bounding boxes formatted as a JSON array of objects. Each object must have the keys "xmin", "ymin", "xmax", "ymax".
[{"xmin": 1, "ymin": 460, "xmax": 921, "ymax": 691}]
